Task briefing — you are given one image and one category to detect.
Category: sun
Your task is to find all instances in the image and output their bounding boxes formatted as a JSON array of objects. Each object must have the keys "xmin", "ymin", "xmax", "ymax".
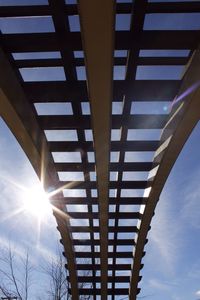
[{"xmin": 22, "ymin": 184, "xmax": 51, "ymax": 218}]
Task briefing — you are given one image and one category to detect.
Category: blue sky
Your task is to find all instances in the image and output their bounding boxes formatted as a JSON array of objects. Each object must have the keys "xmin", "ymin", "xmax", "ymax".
[
  {"xmin": 0, "ymin": 118, "xmax": 60, "ymax": 298},
  {"xmin": 1, "ymin": 110, "xmax": 200, "ymax": 300},
  {"xmin": 0, "ymin": 1, "xmax": 200, "ymax": 300},
  {"xmin": 140, "ymin": 121, "xmax": 200, "ymax": 300}
]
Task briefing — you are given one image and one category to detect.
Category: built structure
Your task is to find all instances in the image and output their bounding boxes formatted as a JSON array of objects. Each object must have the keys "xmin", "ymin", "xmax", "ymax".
[{"xmin": 0, "ymin": 1, "xmax": 200, "ymax": 299}]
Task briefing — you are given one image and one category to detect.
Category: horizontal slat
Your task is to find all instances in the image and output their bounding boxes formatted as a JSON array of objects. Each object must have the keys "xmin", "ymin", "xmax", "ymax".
[
  {"xmin": 77, "ymin": 288, "xmax": 129, "ymax": 295},
  {"xmin": 1, "ymin": 2, "xmax": 199, "ymax": 18},
  {"xmin": 72, "ymin": 239, "xmax": 136, "ymax": 246},
  {"xmin": 15, "ymin": 57, "xmax": 127, "ymax": 68},
  {"xmin": 116, "ymin": 2, "xmax": 200, "ymax": 13},
  {"xmin": 68, "ymin": 264, "xmax": 131, "ymax": 270},
  {"xmin": 55, "ymin": 162, "xmax": 95, "ymax": 172},
  {"xmin": 110, "ymin": 180, "xmax": 148, "ymax": 189},
  {"xmin": 15, "ymin": 56, "xmax": 188, "ymax": 68},
  {"xmin": 15, "ymin": 58, "xmax": 63, "ymax": 68},
  {"xmin": 116, "ymin": 3, "xmax": 133, "ymax": 13},
  {"xmin": 114, "ymin": 80, "xmax": 180, "ymax": 100},
  {"xmin": 57, "ymin": 181, "xmax": 96, "ymax": 189},
  {"xmin": 39, "ymin": 114, "xmax": 167, "ymax": 129},
  {"xmin": 70, "ymin": 226, "xmax": 138, "ymax": 233},
  {"xmin": 0, "ymin": 5, "xmax": 51, "ymax": 17},
  {"xmin": 137, "ymin": 57, "xmax": 188, "ymax": 66},
  {"xmin": 24, "ymin": 80, "xmax": 180, "ymax": 101},
  {"xmin": 147, "ymin": 2, "xmax": 200, "ymax": 13},
  {"xmin": 75, "ymin": 252, "xmax": 133, "ymax": 258},
  {"xmin": 74, "ymin": 276, "xmax": 131, "ymax": 283},
  {"xmin": 24, "ymin": 81, "xmax": 88, "ymax": 100},
  {"xmin": 51, "ymin": 197, "xmax": 148, "ymax": 205},
  {"xmin": 116, "ymin": 31, "xmax": 200, "ymax": 50},
  {"xmin": 2, "ymin": 31, "xmax": 199, "ymax": 53},
  {"xmin": 1, "ymin": 32, "xmax": 82, "ymax": 52},
  {"xmin": 0, "ymin": 5, "xmax": 78, "ymax": 17},
  {"xmin": 54, "ymin": 162, "xmax": 155, "ymax": 172},
  {"xmin": 49, "ymin": 141, "xmax": 159, "ymax": 152},
  {"xmin": 57, "ymin": 180, "xmax": 148, "ymax": 189},
  {"xmin": 68, "ymin": 212, "xmax": 142, "ymax": 219}
]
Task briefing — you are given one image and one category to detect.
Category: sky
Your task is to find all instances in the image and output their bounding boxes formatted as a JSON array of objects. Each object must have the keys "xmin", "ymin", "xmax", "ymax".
[
  {"xmin": 0, "ymin": 117, "xmax": 61, "ymax": 299},
  {"xmin": 0, "ymin": 1, "xmax": 200, "ymax": 300},
  {"xmin": 140, "ymin": 121, "xmax": 200, "ymax": 300},
  {"xmin": 1, "ymin": 106, "xmax": 200, "ymax": 300}
]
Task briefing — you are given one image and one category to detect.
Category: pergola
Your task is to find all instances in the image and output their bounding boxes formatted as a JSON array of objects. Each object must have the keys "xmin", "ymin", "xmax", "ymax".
[{"xmin": 0, "ymin": 1, "xmax": 200, "ymax": 299}]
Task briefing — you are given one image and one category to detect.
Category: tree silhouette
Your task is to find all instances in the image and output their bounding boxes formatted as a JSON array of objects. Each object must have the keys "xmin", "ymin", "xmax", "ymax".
[{"xmin": 0, "ymin": 245, "xmax": 34, "ymax": 300}]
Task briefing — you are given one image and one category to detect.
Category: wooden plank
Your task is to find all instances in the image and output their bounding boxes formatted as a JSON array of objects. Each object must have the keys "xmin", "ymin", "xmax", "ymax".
[
  {"xmin": 79, "ymin": 1, "xmax": 115, "ymax": 298},
  {"xmin": 54, "ymin": 161, "xmax": 155, "ymax": 172},
  {"xmin": 54, "ymin": 197, "xmax": 147, "ymax": 205},
  {"xmin": 2, "ymin": 31, "xmax": 200, "ymax": 52},
  {"xmin": 38, "ymin": 114, "xmax": 167, "ymax": 129},
  {"xmin": 73, "ymin": 239, "xmax": 136, "ymax": 246},
  {"xmin": 68, "ymin": 212, "xmax": 142, "ymax": 219},
  {"xmin": 23, "ymin": 80, "xmax": 179, "ymax": 101},
  {"xmin": 49, "ymin": 140, "xmax": 159, "ymax": 152},
  {"xmin": 70, "ymin": 226, "xmax": 138, "ymax": 233}
]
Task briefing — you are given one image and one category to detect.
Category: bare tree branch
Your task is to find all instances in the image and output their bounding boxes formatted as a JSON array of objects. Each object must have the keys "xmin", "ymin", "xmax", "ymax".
[
  {"xmin": 0, "ymin": 245, "xmax": 34, "ymax": 300},
  {"xmin": 41, "ymin": 246, "xmax": 92, "ymax": 300},
  {"xmin": 40, "ymin": 248, "xmax": 69, "ymax": 300}
]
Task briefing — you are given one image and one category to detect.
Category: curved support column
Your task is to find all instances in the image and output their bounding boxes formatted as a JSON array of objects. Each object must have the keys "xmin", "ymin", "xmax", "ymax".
[
  {"xmin": 0, "ymin": 47, "xmax": 79, "ymax": 300},
  {"xmin": 129, "ymin": 48, "xmax": 200, "ymax": 299}
]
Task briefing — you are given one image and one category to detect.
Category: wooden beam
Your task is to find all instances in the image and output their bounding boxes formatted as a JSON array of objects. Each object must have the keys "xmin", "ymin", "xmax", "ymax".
[
  {"xmin": 24, "ymin": 80, "xmax": 180, "ymax": 102},
  {"xmin": 49, "ymin": 140, "xmax": 159, "ymax": 152},
  {"xmin": 2, "ymin": 31, "xmax": 200, "ymax": 52},
  {"xmin": 38, "ymin": 114, "xmax": 167, "ymax": 129},
  {"xmin": 129, "ymin": 48, "xmax": 200, "ymax": 300},
  {"xmin": 79, "ymin": 1, "xmax": 115, "ymax": 298}
]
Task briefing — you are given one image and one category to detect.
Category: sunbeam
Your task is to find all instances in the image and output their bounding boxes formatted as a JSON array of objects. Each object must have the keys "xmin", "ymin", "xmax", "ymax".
[
  {"xmin": 0, "ymin": 169, "xmax": 77, "ymax": 248},
  {"xmin": 22, "ymin": 184, "xmax": 51, "ymax": 218}
]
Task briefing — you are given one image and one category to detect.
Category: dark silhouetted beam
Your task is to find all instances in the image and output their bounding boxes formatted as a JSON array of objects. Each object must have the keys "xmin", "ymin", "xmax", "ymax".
[
  {"xmin": 54, "ymin": 162, "xmax": 155, "ymax": 172},
  {"xmin": 70, "ymin": 226, "xmax": 138, "ymax": 233},
  {"xmin": 49, "ymin": 141, "xmax": 159, "ymax": 152},
  {"xmin": 38, "ymin": 114, "xmax": 167, "ymax": 129}
]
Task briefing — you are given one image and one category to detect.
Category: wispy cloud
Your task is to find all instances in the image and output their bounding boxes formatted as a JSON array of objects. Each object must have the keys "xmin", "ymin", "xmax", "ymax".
[
  {"xmin": 147, "ymin": 164, "xmax": 200, "ymax": 276},
  {"xmin": 34, "ymin": 243, "xmax": 59, "ymax": 263},
  {"xmin": 148, "ymin": 278, "xmax": 170, "ymax": 291},
  {"xmin": 187, "ymin": 258, "xmax": 200, "ymax": 280},
  {"xmin": 0, "ymin": 235, "xmax": 31, "ymax": 261},
  {"xmin": 172, "ymin": 295, "xmax": 182, "ymax": 300},
  {"xmin": 180, "ymin": 169, "xmax": 200, "ymax": 229},
  {"xmin": 147, "ymin": 191, "xmax": 182, "ymax": 274},
  {"xmin": 0, "ymin": 233, "xmax": 61, "ymax": 269},
  {"xmin": 146, "ymin": 167, "xmax": 200, "ymax": 274},
  {"xmin": 195, "ymin": 290, "xmax": 200, "ymax": 299}
]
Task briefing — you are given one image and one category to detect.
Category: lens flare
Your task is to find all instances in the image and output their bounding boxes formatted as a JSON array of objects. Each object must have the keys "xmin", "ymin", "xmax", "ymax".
[{"xmin": 170, "ymin": 80, "xmax": 200, "ymax": 110}]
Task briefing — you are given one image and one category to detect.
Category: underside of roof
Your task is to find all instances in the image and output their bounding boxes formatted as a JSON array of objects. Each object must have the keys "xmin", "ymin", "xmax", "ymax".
[{"xmin": 0, "ymin": 1, "xmax": 200, "ymax": 299}]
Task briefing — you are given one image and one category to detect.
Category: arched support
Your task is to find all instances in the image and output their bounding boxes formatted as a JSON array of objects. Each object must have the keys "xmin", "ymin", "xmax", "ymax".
[
  {"xmin": 79, "ymin": 1, "xmax": 115, "ymax": 298},
  {"xmin": 129, "ymin": 47, "xmax": 200, "ymax": 299},
  {"xmin": 0, "ymin": 47, "xmax": 79, "ymax": 300}
]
